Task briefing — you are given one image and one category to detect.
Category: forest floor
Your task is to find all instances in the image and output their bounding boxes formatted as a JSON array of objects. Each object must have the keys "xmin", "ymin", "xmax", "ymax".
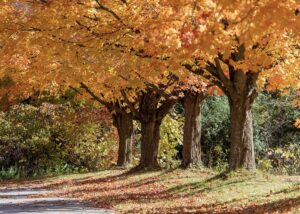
[{"xmin": 0, "ymin": 169, "xmax": 299, "ymax": 214}]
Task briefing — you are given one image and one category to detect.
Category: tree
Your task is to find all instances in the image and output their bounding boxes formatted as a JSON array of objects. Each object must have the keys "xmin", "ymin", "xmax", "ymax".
[
  {"xmin": 80, "ymin": 70, "xmax": 179, "ymax": 170},
  {"xmin": 80, "ymin": 83, "xmax": 134, "ymax": 168},
  {"xmin": 112, "ymin": 112, "xmax": 134, "ymax": 167},
  {"xmin": 181, "ymin": 91, "xmax": 205, "ymax": 168},
  {"xmin": 119, "ymin": 74, "xmax": 179, "ymax": 170}
]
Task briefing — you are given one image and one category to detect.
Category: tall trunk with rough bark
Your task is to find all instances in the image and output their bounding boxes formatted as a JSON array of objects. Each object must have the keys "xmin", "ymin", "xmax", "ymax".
[
  {"xmin": 181, "ymin": 92, "xmax": 205, "ymax": 168},
  {"xmin": 228, "ymin": 97, "xmax": 255, "ymax": 171},
  {"xmin": 136, "ymin": 91, "xmax": 176, "ymax": 170},
  {"xmin": 227, "ymin": 70, "xmax": 258, "ymax": 171},
  {"xmin": 112, "ymin": 112, "xmax": 134, "ymax": 167},
  {"xmin": 139, "ymin": 118, "xmax": 162, "ymax": 169}
]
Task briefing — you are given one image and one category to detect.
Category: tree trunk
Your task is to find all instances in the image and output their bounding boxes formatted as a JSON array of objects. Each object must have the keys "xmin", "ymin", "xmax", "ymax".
[
  {"xmin": 139, "ymin": 119, "xmax": 161, "ymax": 170},
  {"xmin": 112, "ymin": 113, "xmax": 134, "ymax": 167},
  {"xmin": 229, "ymin": 97, "xmax": 256, "ymax": 171},
  {"xmin": 181, "ymin": 92, "xmax": 205, "ymax": 168},
  {"xmin": 130, "ymin": 90, "xmax": 176, "ymax": 171}
]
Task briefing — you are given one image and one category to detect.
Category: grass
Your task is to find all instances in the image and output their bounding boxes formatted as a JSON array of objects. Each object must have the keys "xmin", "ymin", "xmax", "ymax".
[{"xmin": 0, "ymin": 169, "xmax": 299, "ymax": 213}]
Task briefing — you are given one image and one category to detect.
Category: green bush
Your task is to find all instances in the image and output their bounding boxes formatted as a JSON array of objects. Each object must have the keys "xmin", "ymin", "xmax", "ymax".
[
  {"xmin": 253, "ymin": 91, "xmax": 300, "ymax": 157},
  {"xmin": 159, "ymin": 114, "xmax": 183, "ymax": 168},
  {"xmin": 0, "ymin": 103, "xmax": 115, "ymax": 179},
  {"xmin": 258, "ymin": 144, "xmax": 300, "ymax": 174},
  {"xmin": 0, "ymin": 167, "xmax": 21, "ymax": 180},
  {"xmin": 201, "ymin": 95, "xmax": 230, "ymax": 171}
]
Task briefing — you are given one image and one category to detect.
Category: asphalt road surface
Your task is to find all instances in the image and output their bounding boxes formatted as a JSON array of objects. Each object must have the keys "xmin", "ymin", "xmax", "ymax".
[{"xmin": 0, "ymin": 188, "xmax": 114, "ymax": 214}]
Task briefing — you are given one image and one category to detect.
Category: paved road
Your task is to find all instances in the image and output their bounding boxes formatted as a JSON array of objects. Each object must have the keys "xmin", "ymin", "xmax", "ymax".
[{"xmin": 0, "ymin": 188, "xmax": 114, "ymax": 214}]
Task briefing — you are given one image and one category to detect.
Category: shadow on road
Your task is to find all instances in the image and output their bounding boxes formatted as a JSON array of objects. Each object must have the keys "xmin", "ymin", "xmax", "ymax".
[{"xmin": 0, "ymin": 189, "xmax": 114, "ymax": 214}]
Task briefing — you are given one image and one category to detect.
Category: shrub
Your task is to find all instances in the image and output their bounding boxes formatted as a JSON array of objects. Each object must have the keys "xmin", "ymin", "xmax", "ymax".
[
  {"xmin": 253, "ymin": 91, "xmax": 300, "ymax": 155},
  {"xmin": 201, "ymin": 95, "xmax": 230, "ymax": 171},
  {"xmin": 258, "ymin": 144, "xmax": 300, "ymax": 175},
  {"xmin": 0, "ymin": 103, "xmax": 115, "ymax": 179},
  {"xmin": 159, "ymin": 114, "xmax": 183, "ymax": 168}
]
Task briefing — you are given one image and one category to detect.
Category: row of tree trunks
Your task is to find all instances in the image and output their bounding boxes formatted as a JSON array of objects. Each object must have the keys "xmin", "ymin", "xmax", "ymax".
[
  {"xmin": 111, "ymin": 71, "xmax": 257, "ymax": 172},
  {"xmin": 80, "ymin": 83, "xmax": 174, "ymax": 170},
  {"xmin": 176, "ymin": 69, "xmax": 257, "ymax": 172},
  {"xmin": 112, "ymin": 93, "xmax": 206, "ymax": 169},
  {"xmin": 112, "ymin": 90, "xmax": 207, "ymax": 170},
  {"xmin": 111, "ymin": 93, "xmax": 256, "ymax": 171},
  {"xmin": 180, "ymin": 69, "xmax": 257, "ymax": 172}
]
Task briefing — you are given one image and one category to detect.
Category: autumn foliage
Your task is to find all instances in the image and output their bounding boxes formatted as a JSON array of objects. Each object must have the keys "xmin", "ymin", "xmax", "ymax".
[{"xmin": 0, "ymin": 0, "xmax": 299, "ymax": 172}]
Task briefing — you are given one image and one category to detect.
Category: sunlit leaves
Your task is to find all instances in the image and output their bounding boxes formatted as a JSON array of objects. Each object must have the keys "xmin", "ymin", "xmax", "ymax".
[{"xmin": 0, "ymin": 0, "xmax": 299, "ymax": 123}]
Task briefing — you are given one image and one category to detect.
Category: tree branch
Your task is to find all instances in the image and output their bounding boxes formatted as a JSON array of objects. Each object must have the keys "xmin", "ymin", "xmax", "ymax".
[
  {"xmin": 183, "ymin": 62, "xmax": 227, "ymax": 93},
  {"xmin": 120, "ymin": 89, "xmax": 140, "ymax": 119},
  {"xmin": 80, "ymin": 82, "xmax": 113, "ymax": 108},
  {"xmin": 214, "ymin": 57, "xmax": 233, "ymax": 91},
  {"xmin": 94, "ymin": 0, "xmax": 122, "ymax": 21},
  {"xmin": 157, "ymin": 99, "xmax": 176, "ymax": 121}
]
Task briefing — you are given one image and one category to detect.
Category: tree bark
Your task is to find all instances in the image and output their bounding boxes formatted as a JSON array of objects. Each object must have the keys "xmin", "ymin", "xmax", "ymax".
[
  {"xmin": 139, "ymin": 119, "xmax": 162, "ymax": 170},
  {"xmin": 120, "ymin": 87, "xmax": 177, "ymax": 171},
  {"xmin": 228, "ymin": 97, "xmax": 255, "ymax": 171},
  {"xmin": 181, "ymin": 92, "xmax": 205, "ymax": 168},
  {"xmin": 112, "ymin": 112, "xmax": 134, "ymax": 167},
  {"xmin": 136, "ymin": 91, "xmax": 176, "ymax": 170},
  {"xmin": 227, "ymin": 71, "xmax": 258, "ymax": 172}
]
